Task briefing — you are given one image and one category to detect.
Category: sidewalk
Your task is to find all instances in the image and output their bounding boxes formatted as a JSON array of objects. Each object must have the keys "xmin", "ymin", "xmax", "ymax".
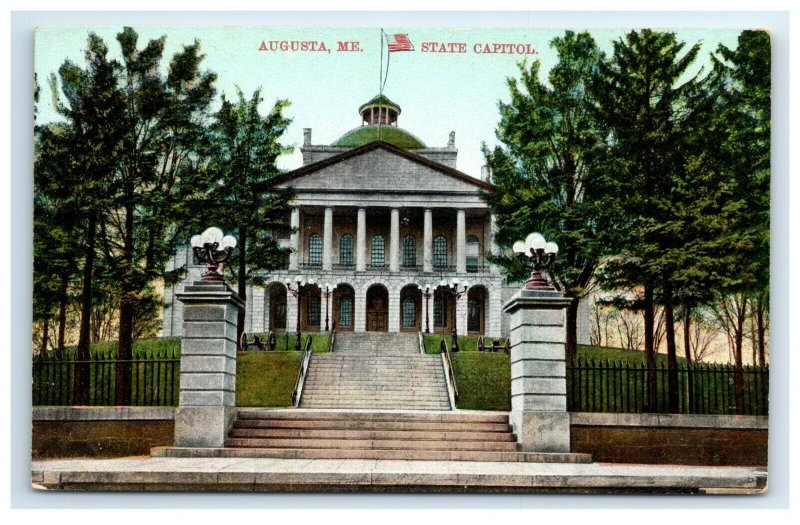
[{"xmin": 31, "ymin": 456, "xmax": 767, "ymax": 494}]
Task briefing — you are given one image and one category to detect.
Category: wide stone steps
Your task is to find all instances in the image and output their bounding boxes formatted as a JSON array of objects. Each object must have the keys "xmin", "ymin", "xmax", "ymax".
[
  {"xmin": 299, "ymin": 332, "xmax": 449, "ymax": 410},
  {"xmin": 227, "ymin": 428, "xmax": 517, "ymax": 441},
  {"xmin": 210, "ymin": 410, "xmax": 592, "ymax": 464}
]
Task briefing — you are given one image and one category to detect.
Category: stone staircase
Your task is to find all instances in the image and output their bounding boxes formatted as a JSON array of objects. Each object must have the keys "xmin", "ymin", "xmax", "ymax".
[
  {"xmin": 151, "ymin": 410, "xmax": 590, "ymax": 463},
  {"xmin": 298, "ymin": 332, "xmax": 452, "ymax": 411}
]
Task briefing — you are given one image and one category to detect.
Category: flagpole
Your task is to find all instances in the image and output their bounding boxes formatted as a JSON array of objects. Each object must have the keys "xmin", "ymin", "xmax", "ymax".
[{"xmin": 378, "ymin": 28, "xmax": 383, "ymax": 140}]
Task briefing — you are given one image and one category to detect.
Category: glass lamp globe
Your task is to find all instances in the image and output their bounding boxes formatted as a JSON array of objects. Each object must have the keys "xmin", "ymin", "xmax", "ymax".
[
  {"xmin": 544, "ymin": 241, "xmax": 559, "ymax": 255},
  {"xmin": 526, "ymin": 232, "xmax": 546, "ymax": 251},
  {"xmin": 221, "ymin": 235, "xmax": 237, "ymax": 249},
  {"xmin": 512, "ymin": 240, "xmax": 528, "ymax": 255},
  {"xmin": 190, "ymin": 235, "xmax": 203, "ymax": 248},
  {"xmin": 202, "ymin": 227, "xmax": 224, "ymax": 246}
]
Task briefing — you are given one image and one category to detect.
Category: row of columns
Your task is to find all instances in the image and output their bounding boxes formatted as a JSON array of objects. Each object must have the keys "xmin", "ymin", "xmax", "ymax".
[{"xmin": 288, "ymin": 206, "xmax": 473, "ymax": 273}]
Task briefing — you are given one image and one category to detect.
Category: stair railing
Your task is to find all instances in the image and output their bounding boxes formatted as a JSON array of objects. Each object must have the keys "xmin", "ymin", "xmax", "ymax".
[
  {"xmin": 328, "ymin": 321, "xmax": 337, "ymax": 352},
  {"xmin": 440, "ymin": 338, "xmax": 459, "ymax": 409},
  {"xmin": 292, "ymin": 334, "xmax": 314, "ymax": 407},
  {"xmin": 417, "ymin": 331, "xmax": 425, "ymax": 354}
]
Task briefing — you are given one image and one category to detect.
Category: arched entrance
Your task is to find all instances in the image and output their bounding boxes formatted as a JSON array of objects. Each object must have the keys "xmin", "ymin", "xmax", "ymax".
[
  {"xmin": 300, "ymin": 284, "xmax": 321, "ymax": 332},
  {"xmin": 268, "ymin": 282, "xmax": 287, "ymax": 332},
  {"xmin": 467, "ymin": 285, "xmax": 487, "ymax": 335},
  {"xmin": 365, "ymin": 284, "xmax": 389, "ymax": 332},
  {"xmin": 399, "ymin": 284, "xmax": 422, "ymax": 332},
  {"xmin": 433, "ymin": 285, "xmax": 456, "ymax": 334},
  {"xmin": 333, "ymin": 284, "xmax": 355, "ymax": 332}
]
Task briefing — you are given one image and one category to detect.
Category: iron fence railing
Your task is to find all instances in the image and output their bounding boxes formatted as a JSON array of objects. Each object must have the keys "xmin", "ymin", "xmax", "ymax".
[
  {"xmin": 566, "ymin": 358, "xmax": 769, "ymax": 416},
  {"xmin": 32, "ymin": 348, "xmax": 181, "ymax": 407}
]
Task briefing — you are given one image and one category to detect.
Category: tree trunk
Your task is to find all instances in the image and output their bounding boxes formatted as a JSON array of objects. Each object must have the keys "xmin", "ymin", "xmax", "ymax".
[
  {"xmin": 734, "ymin": 295, "xmax": 747, "ymax": 415},
  {"xmin": 664, "ymin": 285, "xmax": 679, "ymax": 414},
  {"xmin": 643, "ymin": 284, "xmax": 656, "ymax": 412},
  {"xmin": 757, "ymin": 293, "xmax": 766, "ymax": 367},
  {"xmin": 40, "ymin": 318, "xmax": 50, "ymax": 355},
  {"xmin": 565, "ymin": 298, "xmax": 579, "ymax": 365},
  {"xmin": 57, "ymin": 271, "xmax": 69, "ymax": 354},
  {"xmin": 236, "ymin": 226, "xmax": 248, "ymax": 345},
  {"xmin": 74, "ymin": 213, "xmax": 95, "ymax": 406},
  {"xmin": 115, "ymin": 200, "xmax": 135, "ymax": 406},
  {"xmin": 683, "ymin": 305, "xmax": 694, "ymax": 412}
]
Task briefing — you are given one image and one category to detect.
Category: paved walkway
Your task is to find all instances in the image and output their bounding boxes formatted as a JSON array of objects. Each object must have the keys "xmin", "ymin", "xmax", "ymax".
[{"xmin": 31, "ymin": 457, "xmax": 767, "ymax": 493}]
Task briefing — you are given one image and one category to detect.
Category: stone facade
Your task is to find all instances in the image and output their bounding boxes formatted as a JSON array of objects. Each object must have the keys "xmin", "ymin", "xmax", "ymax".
[{"xmin": 163, "ymin": 99, "xmax": 510, "ymax": 339}]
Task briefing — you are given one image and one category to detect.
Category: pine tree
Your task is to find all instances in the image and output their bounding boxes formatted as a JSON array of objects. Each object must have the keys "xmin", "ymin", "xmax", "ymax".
[
  {"xmin": 204, "ymin": 87, "xmax": 294, "ymax": 343},
  {"xmin": 483, "ymin": 31, "xmax": 613, "ymax": 363}
]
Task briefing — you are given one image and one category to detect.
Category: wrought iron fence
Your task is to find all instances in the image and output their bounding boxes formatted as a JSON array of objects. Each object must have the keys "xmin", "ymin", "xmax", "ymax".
[
  {"xmin": 32, "ymin": 347, "xmax": 181, "ymax": 407},
  {"xmin": 566, "ymin": 357, "xmax": 769, "ymax": 416}
]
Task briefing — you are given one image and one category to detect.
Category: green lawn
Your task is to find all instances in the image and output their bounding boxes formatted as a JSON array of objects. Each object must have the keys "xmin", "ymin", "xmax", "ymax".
[
  {"xmin": 249, "ymin": 332, "xmax": 331, "ymax": 353},
  {"xmin": 451, "ymin": 352, "xmax": 511, "ymax": 411},
  {"xmin": 236, "ymin": 351, "xmax": 303, "ymax": 407}
]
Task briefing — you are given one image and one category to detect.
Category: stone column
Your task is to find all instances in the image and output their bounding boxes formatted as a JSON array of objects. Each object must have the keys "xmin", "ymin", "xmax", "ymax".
[
  {"xmin": 456, "ymin": 209, "xmax": 466, "ymax": 274},
  {"xmin": 503, "ymin": 284, "xmax": 572, "ymax": 452},
  {"xmin": 322, "ymin": 206, "xmax": 333, "ymax": 271},
  {"xmin": 174, "ymin": 282, "xmax": 243, "ymax": 448},
  {"xmin": 388, "ymin": 286, "xmax": 401, "ymax": 333},
  {"xmin": 423, "ymin": 208, "xmax": 433, "ymax": 272},
  {"xmin": 455, "ymin": 294, "xmax": 468, "ymax": 335},
  {"xmin": 286, "ymin": 291, "xmax": 299, "ymax": 336},
  {"xmin": 389, "ymin": 208, "xmax": 400, "ymax": 272},
  {"xmin": 354, "ymin": 287, "xmax": 367, "ymax": 333},
  {"xmin": 356, "ymin": 207, "xmax": 367, "ymax": 272},
  {"xmin": 289, "ymin": 207, "xmax": 300, "ymax": 271}
]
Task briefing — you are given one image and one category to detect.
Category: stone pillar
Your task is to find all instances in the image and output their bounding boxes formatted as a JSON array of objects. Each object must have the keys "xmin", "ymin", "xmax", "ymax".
[
  {"xmin": 174, "ymin": 282, "xmax": 243, "ymax": 448},
  {"xmin": 286, "ymin": 291, "xmax": 299, "ymax": 335},
  {"xmin": 322, "ymin": 206, "xmax": 333, "ymax": 271},
  {"xmin": 423, "ymin": 208, "xmax": 433, "ymax": 272},
  {"xmin": 389, "ymin": 208, "xmax": 400, "ymax": 272},
  {"xmin": 456, "ymin": 209, "xmax": 466, "ymax": 274},
  {"xmin": 354, "ymin": 287, "xmax": 367, "ymax": 333},
  {"xmin": 289, "ymin": 207, "xmax": 300, "ymax": 271},
  {"xmin": 503, "ymin": 285, "xmax": 572, "ymax": 452},
  {"xmin": 356, "ymin": 207, "xmax": 367, "ymax": 272},
  {"xmin": 455, "ymin": 294, "xmax": 468, "ymax": 335},
  {"xmin": 388, "ymin": 286, "xmax": 401, "ymax": 333}
]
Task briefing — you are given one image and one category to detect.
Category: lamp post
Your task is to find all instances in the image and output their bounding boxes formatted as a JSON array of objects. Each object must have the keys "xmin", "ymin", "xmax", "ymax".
[
  {"xmin": 322, "ymin": 282, "xmax": 337, "ymax": 332},
  {"xmin": 512, "ymin": 232, "xmax": 559, "ymax": 290},
  {"xmin": 190, "ymin": 227, "xmax": 237, "ymax": 283},
  {"xmin": 438, "ymin": 278, "xmax": 469, "ymax": 351},
  {"xmin": 418, "ymin": 283, "xmax": 435, "ymax": 334},
  {"xmin": 285, "ymin": 275, "xmax": 316, "ymax": 351}
]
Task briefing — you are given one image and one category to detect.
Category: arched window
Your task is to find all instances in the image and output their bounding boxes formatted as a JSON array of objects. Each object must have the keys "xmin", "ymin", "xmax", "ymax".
[
  {"xmin": 466, "ymin": 234, "xmax": 481, "ymax": 273},
  {"xmin": 433, "ymin": 235, "xmax": 448, "ymax": 270},
  {"xmin": 402, "ymin": 235, "xmax": 416, "ymax": 268},
  {"xmin": 402, "ymin": 297, "xmax": 416, "ymax": 328},
  {"xmin": 371, "ymin": 235, "xmax": 385, "ymax": 268},
  {"xmin": 339, "ymin": 296, "xmax": 353, "ymax": 328},
  {"xmin": 339, "ymin": 234, "xmax": 354, "ymax": 266},
  {"xmin": 308, "ymin": 233, "xmax": 322, "ymax": 267}
]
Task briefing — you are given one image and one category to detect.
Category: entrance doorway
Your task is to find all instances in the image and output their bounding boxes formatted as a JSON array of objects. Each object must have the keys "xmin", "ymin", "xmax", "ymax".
[
  {"xmin": 399, "ymin": 284, "xmax": 421, "ymax": 332},
  {"xmin": 366, "ymin": 284, "xmax": 389, "ymax": 332},
  {"xmin": 269, "ymin": 282, "xmax": 287, "ymax": 332},
  {"xmin": 467, "ymin": 285, "xmax": 487, "ymax": 334}
]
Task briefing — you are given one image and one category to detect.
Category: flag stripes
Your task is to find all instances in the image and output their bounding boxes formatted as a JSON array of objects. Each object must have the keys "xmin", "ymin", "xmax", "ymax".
[{"xmin": 386, "ymin": 33, "xmax": 414, "ymax": 52}]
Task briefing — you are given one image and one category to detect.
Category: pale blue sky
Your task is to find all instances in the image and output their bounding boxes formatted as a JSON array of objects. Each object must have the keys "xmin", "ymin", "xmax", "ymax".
[{"xmin": 35, "ymin": 27, "xmax": 742, "ymax": 177}]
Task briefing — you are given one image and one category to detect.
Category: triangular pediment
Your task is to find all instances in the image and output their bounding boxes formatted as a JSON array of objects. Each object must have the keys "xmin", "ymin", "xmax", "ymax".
[{"xmin": 258, "ymin": 141, "xmax": 494, "ymax": 194}]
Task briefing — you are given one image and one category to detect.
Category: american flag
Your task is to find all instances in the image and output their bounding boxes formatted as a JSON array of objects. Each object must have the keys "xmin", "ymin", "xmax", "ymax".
[{"xmin": 386, "ymin": 33, "xmax": 414, "ymax": 52}]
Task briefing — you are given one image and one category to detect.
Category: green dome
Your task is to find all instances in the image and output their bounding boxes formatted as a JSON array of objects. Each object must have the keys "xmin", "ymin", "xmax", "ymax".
[{"xmin": 332, "ymin": 125, "xmax": 426, "ymax": 149}]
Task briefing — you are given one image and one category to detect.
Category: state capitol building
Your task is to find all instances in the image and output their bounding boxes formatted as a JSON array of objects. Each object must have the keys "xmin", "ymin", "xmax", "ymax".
[{"xmin": 163, "ymin": 95, "xmax": 518, "ymax": 340}]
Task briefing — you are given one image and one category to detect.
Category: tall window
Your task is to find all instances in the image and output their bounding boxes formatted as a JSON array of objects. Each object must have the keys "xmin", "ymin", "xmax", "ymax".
[
  {"xmin": 308, "ymin": 295, "xmax": 321, "ymax": 326},
  {"xmin": 402, "ymin": 235, "xmax": 416, "ymax": 268},
  {"xmin": 433, "ymin": 235, "xmax": 448, "ymax": 269},
  {"xmin": 308, "ymin": 233, "xmax": 322, "ymax": 267},
  {"xmin": 433, "ymin": 295, "xmax": 448, "ymax": 328},
  {"xmin": 466, "ymin": 235, "xmax": 480, "ymax": 272},
  {"xmin": 371, "ymin": 234, "xmax": 385, "ymax": 267},
  {"xmin": 339, "ymin": 296, "xmax": 353, "ymax": 328},
  {"xmin": 402, "ymin": 297, "xmax": 416, "ymax": 328},
  {"xmin": 339, "ymin": 234, "xmax": 354, "ymax": 266}
]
